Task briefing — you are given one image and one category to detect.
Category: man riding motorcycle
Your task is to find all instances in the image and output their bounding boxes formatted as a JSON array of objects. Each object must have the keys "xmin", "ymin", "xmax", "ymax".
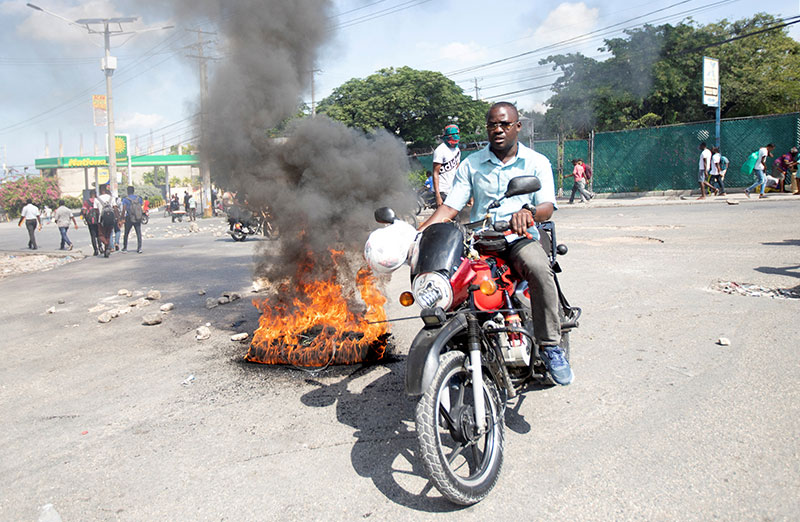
[{"xmin": 418, "ymin": 101, "xmax": 573, "ymax": 385}]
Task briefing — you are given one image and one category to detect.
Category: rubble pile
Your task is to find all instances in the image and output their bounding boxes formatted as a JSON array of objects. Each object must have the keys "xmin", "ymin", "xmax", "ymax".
[
  {"xmin": 1, "ymin": 254, "xmax": 81, "ymax": 280},
  {"xmin": 712, "ymin": 280, "xmax": 800, "ymax": 300}
]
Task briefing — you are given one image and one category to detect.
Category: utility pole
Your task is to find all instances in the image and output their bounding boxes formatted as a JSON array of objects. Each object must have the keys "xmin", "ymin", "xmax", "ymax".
[
  {"xmin": 27, "ymin": 3, "xmax": 172, "ymax": 196},
  {"xmin": 187, "ymin": 29, "xmax": 216, "ymax": 217},
  {"xmin": 473, "ymin": 78, "xmax": 482, "ymax": 101}
]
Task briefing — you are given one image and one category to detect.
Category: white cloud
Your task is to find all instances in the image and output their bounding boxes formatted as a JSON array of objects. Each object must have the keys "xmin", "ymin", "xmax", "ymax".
[
  {"xmin": 532, "ymin": 2, "xmax": 600, "ymax": 47},
  {"xmin": 437, "ymin": 41, "xmax": 489, "ymax": 63},
  {"xmin": 415, "ymin": 40, "xmax": 490, "ymax": 68},
  {"xmin": 117, "ymin": 112, "xmax": 166, "ymax": 132}
]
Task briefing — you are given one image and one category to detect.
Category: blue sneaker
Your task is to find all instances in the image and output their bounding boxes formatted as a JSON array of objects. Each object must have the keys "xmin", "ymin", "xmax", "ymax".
[{"xmin": 542, "ymin": 346, "xmax": 573, "ymax": 385}]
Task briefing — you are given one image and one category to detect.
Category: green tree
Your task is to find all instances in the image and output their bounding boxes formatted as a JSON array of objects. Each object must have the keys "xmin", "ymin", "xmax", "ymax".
[
  {"xmin": 142, "ymin": 167, "xmax": 166, "ymax": 186},
  {"xmin": 317, "ymin": 66, "xmax": 490, "ymax": 148},
  {"xmin": 0, "ymin": 176, "xmax": 60, "ymax": 218},
  {"xmin": 540, "ymin": 14, "xmax": 800, "ymax": 135}
]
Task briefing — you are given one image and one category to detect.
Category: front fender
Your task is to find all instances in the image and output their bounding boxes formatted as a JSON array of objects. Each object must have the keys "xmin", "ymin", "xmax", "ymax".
[{"xmin": 405, "ymin": 313, "xmax": 467, "ymax": 396}]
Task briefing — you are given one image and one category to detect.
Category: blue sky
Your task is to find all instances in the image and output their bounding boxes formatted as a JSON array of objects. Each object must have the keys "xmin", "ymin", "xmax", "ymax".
[{"xmin": 1, "ymin": 0, "xmax": 798, "ymax": 172}]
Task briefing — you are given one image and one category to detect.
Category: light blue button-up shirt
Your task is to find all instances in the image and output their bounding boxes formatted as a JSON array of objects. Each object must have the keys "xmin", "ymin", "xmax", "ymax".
[{"xmin": 444, "ymin": 142, "xmax": 557, "ymax": 241}]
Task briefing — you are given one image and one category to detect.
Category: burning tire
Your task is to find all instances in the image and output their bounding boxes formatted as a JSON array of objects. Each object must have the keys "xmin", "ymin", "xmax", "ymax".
[{"xmin": 415, "ymin": 350, "xmax": 504, "ymax": 505}]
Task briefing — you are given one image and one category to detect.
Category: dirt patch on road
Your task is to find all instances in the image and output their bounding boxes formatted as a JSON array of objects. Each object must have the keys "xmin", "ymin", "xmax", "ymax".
[{"xmin": 0, "ymin": 253, "xmax": 83, "ymax": 280}]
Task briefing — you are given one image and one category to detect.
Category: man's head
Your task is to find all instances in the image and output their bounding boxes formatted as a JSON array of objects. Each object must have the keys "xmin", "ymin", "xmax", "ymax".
[
  {"xmin": 571, "ymin": 159, "xmax": 578, "ymax": 165},
  {"xmin": 89, "ymin": 190, "xmax": 96, "ymax": 198},
  {"xmin": 26, "ymin": 198, "xmax": 32, "ymax": 205},
  {"xmin": 712, "ymin": 147, "xmax": 719, "ymax": 154},
  {"xmin": 699, "ymin": 142, "xmax": 707, "ymax": 151},
  {"xmin": 100, "ymin": 185, "xmax": 109, "ymax": 195},
  {"xmin": 766, "ymin": 143, "xmax": 775, "ymax": 150},
  {"xmin": 442, "ymin": 124, "xmax": 459, "ymax": 147},
  {"xmin": 58, "ymin": 199, "xmax": 65, "ymax": 206},
  {"xmin": 127, "ymin": 186, "xmax": 134, "ymax": 195},
  {"xmin": 485, "ymin": 102, "xmax": 520, "ymax": 156}
]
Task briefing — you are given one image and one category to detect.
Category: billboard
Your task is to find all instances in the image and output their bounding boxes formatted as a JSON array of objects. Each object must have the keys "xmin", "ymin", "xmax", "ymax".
[
  {"xmin": 92, "ymin": 95, "xmax": 107, "ymax": 127},
  {"xmin": 703, "ymin": 56, "xmax": 719, "ymax": 107}
]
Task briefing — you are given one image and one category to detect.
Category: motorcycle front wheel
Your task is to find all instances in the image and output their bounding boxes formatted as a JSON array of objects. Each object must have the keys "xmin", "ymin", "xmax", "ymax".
[
  {"xmin": 141, "ymin": 214, "xmax": 149, "ymax": 225},
  {"xmin": 231, "ymin": 229, "xmax": 246, "ymax": 241},
  {"xmin": 415, "ymin": 350, "xmax": 505, "ymax": 505}
]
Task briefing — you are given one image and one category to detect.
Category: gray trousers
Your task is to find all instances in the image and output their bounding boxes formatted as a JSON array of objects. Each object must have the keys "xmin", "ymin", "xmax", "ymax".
[
  {"xmin": 570, "ymin": 180, "xmax": 592, "ymax": 203},
  {"xmin": 505, "ymin": 239, "xmax": 561, "ymax": 346},
  {"xmin": 25, "ymin": 219, "xmax": 37, "ymax": 249}
]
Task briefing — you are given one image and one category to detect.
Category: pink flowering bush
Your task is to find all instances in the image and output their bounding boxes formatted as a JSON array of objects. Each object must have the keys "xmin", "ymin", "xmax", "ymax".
[{"xmin": 0, "ymin": 177, "xmax": 61, "ymax": 218}]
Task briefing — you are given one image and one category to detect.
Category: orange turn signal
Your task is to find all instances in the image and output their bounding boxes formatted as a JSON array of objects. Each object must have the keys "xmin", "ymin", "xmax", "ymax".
[
  {"xmin": 399, "ymin": 291, "xmax": 415, "ymax": 307},
  {"xmin": 479, "ymin": 279, "xmax": 497, "ymax": 296}
]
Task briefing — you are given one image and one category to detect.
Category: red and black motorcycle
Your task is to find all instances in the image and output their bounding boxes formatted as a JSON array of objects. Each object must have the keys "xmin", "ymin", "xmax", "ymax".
[{"xmin": 372, "ymin": 176, "xmax": 580, "ymax": 505}]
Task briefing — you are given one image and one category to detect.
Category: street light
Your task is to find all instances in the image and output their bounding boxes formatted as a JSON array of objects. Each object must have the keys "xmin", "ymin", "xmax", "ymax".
[{"xmin": 27, "ymin": 3, "xmax": 172, "ymax": 196}]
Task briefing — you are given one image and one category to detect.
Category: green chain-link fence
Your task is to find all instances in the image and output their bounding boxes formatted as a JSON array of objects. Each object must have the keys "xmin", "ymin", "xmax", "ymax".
[
  {"xmin": 410, "ymin": 112, "xmax": 799, "ymax": 193},
  {"xmin": 593, "ymin": 112, "xmax": 799, "ymax": 192},
  {"xmin": 719, "ymin": 113, "xmax": 799, "ymax": 187}
]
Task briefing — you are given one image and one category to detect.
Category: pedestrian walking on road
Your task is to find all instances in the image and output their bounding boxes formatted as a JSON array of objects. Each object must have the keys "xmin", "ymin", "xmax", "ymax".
[
  {"xmin": 81, "ymin": 190, "xmax": 101, "ymax": 255},
  {"xmin": 17, "ymin": 198, "xmax": 42, "ymax": 250},
  {"xmin": 565, "ymin": 159, "xmax": 593, "ymax": 203},
  {"xmin": 744, "ymin": 144, "xmax": 775, "ymax": 199},
  {"xmin": 121, "ymin": 186, "xmax": 144, "ymax": 254},
  {"xmin": 112, "ymin": 192, "xmax": 122, "ymax": 251},
  {"xmin": 54, "ymin": 199, "xmax": 78, "ymax": 250},
  {"xmin": 188, "ymin": 193, "xmax": 197, "ymax": 221},
  {"xmin": 709, "ymin": 147, "xmax": 727, "ymax": 196},
  {"xmin": 697, "ymin": 142, "xmax": 718, "ymax": 199},
  {"xmin": 183, "ymin": 191, "xmax": 190, "ymax": 213},
  {"xmin": 95, "ymin": 185, "xmax": 118, "ymax": 258}
]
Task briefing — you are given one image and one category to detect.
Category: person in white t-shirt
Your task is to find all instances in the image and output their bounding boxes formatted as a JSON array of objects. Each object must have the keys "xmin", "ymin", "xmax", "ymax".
[
  {"xmin": 709, "ymin": 146, "xmax": 727, "ymax": 196},
  {"xmin": 431, "ymin": 124, "xmax": 461, "ymax": 207},
  {"xmin": 17, "ymin": 198, "xmax": 42, "ymax": 249},
  {"xmin": 745, "ymin": 143, "xmax": 775, "ymax": 199},
  {"xmin": 697, "ymin": 142, "xmax": 718, "ymax": 199}
]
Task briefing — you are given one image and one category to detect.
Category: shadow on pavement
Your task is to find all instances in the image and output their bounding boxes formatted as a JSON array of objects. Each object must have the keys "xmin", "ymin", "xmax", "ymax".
[
  {"xmin": 299, "ymin": 358, "xmax": 466, "ymax": 513},
  {"xmin": 754, "ymin": 264, "xmax": 800, "ymax": 280}
]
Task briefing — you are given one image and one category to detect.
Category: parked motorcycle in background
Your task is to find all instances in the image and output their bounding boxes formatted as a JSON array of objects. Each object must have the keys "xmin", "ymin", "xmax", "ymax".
[
  {"xmin": 415, "ymin": 186, "xmax": 437, "ymax": 215},
  {"xmin": 227, "ymin": 204, "xmax": 278, "ymax": 241},
  {"xmin": 365, "ymin": 176, "xmax": 580, "ymax": 505}
]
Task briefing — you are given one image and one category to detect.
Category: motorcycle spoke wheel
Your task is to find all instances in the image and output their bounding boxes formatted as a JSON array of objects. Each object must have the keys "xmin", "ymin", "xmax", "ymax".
[{"xmin": 415, "ymin": 350, "xmax": 504, "ymax": 505}]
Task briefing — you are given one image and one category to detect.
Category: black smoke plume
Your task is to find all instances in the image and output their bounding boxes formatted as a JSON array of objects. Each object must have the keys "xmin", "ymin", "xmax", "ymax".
[{"xmin": 154, "ymin": 0, "xmax": 414, "ymax": 287}]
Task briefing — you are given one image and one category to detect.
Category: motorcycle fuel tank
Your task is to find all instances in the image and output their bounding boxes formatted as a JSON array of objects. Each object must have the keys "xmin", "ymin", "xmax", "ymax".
[{"xmin": 411, "ymin": 223, "xmax": 466, "ymax": 279}]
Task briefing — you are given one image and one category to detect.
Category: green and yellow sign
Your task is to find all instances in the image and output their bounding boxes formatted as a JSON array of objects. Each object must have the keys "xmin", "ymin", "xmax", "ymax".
[{"xmin": 114, "ymin": 134, "xmax": 129, "ymax": 161}]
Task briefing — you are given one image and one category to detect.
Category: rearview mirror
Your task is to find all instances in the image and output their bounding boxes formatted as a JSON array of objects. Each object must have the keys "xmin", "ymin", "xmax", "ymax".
[
  {"xmin": 504, "ymin": 176, "xmax": 541, "ymax": 198},
  {"xmin": 374, "ymin": 207, "xmax": 396, "ymax": 224}
]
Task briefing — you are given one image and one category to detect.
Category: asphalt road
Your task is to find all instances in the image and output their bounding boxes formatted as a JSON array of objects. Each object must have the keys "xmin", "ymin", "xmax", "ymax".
[{"xmin": 1, "ymin": 197, "xmax": 798, "ymax": 521}]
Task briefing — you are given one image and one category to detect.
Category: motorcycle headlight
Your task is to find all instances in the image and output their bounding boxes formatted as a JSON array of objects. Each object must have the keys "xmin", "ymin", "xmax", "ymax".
[{"xmin": 413, "ymin": 272, "xmax": 453, "ymax": 310}]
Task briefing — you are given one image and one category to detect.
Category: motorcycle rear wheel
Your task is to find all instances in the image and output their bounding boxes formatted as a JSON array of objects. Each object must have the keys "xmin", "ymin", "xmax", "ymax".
[
  {"xmin": 415, "ymin": 350, "xmax": 504, "ymax": 505},
  {"xmin": 141, "ymin": 214, "xmax": 149, "ymax": 225}
]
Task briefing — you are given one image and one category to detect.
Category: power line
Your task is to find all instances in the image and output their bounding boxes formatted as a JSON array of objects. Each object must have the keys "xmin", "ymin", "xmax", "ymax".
[
  {"xmin": 446, "ymin": 0, "xmax": 734, "ymax": 77},
  {"xmin": 330, "ymin": 0, "xmax": 433, "ymax": 31}
]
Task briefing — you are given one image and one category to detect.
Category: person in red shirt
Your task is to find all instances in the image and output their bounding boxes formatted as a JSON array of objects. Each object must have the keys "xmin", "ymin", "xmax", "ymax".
[
  {"xmin": 772, "ymin": 147, "xmax": 797, "ymax": 192},
  {"xmin": 565, "ymin": 159, "xmax": 593, "ymax": 203}
]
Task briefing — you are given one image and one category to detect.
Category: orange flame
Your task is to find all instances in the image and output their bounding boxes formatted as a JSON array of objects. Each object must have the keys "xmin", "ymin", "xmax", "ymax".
[{"xmin": 246, "ymin": 251, "xmax": 389, "ymax": 367}]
